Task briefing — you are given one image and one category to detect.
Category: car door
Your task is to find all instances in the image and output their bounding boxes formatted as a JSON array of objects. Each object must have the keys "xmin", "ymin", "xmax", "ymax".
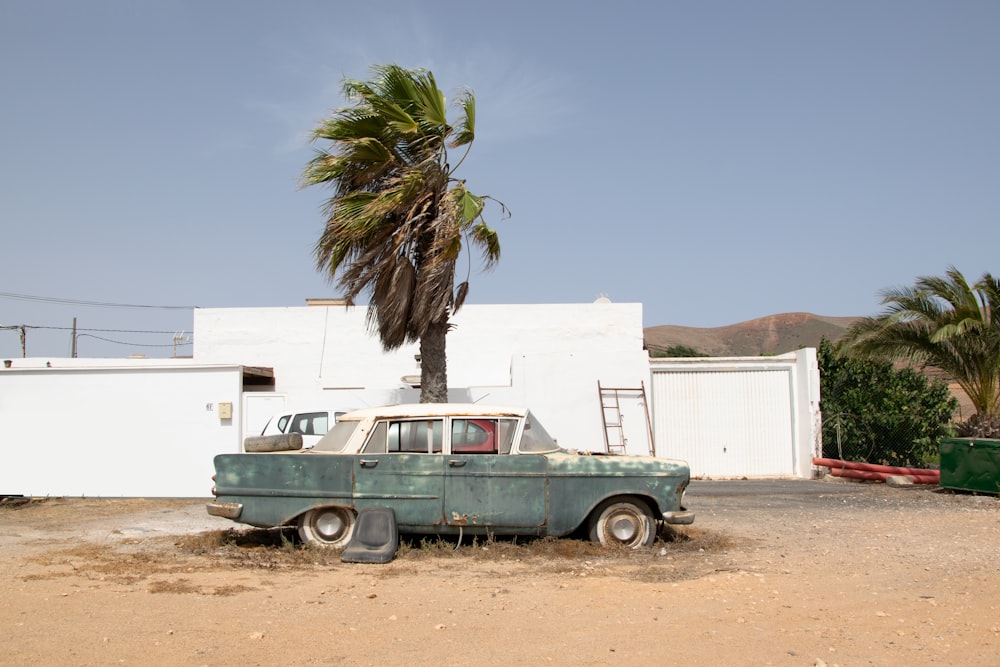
[
  {"xmin": 352, "ymin": 418, "xmax": 446, "ymax": 529},
  {"xmin": 443, "ymin": 418, "xmax": 547, "ymax": 529}
]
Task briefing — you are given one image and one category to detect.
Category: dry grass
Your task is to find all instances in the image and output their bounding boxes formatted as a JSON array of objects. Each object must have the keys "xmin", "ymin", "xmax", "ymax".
[
  {"xmin": 172, "ymin": 522, "xmax": 733, "ymax": 564},
  {"xmin": 147, "ymin": 578, "xmax": 201, "ymax": 594},
  {"xmin": 167, "ymin": 522, "xmax": 739, "ymax": 585},
  {"xmin": 14, "ymin": 504, "xmax": 739, "ymax": 590},
  {"xmin": 18, "ymin": 523, "xmax": 736, "ymax": 587},
  {"xmin": 398, "ymin": 526, "xmax": 739, "ymax": 583}
]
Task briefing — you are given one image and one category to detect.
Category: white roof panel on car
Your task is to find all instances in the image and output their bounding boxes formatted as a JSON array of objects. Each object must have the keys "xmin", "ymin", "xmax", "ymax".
[{"xmin": 337, "ymin": 403, "xmax": 529, "ymax": 421}]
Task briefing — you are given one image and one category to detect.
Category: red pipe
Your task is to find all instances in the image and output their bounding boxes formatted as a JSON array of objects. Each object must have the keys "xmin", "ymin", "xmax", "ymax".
[
  {"xmin": 813, "ymin": 457, "xmax": 938, "ymax": 477},
  {"xmin": 826, "ymin": 467, "xmax": 939, "ymax": 484},
  {"xmin": 827, "ymin": 468, "xmax": 886, "ymax": 481},
  {"xmin": 908, "ymin": 474, "xmax": 940, "ymax": 484}
]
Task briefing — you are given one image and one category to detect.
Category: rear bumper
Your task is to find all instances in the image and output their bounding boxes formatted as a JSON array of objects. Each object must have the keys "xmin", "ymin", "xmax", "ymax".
[
  {"xmin": 206, "ymin": 501, "xmax": 243, "ymax": 520},
  {"xmin": 662, "ymin": 509, "xmax": 695, "ymax": 525}
]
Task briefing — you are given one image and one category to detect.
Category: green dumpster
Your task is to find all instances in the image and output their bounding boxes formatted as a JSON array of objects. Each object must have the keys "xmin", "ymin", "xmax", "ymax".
[{"xmin": 939, "ymin": 438, "xmax": 1000, "ymax": 495}]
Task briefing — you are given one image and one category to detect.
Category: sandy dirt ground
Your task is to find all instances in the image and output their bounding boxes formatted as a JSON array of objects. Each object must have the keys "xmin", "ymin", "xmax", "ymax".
[{"xmin": 1, "ymin": 479, "xmax": 998, "ymax": 667}]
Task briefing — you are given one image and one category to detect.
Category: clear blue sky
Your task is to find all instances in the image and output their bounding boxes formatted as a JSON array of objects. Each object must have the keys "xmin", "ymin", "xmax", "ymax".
[{"xmin": 1, "ymin": 1, "xmax": 997, "ymax": 359}]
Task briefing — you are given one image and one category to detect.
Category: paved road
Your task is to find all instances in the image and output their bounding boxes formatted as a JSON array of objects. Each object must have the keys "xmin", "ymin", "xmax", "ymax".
[
  {"xmin": 683, "ymin": 478, "xmax": 882, "ymax": 520},
  {"xmin": 687, "ymin": 478, "xmax": 863, "ymax": 498},
  {"xmin": 685, "ymin": 476, "xmax": 1000, "ymax": 523}
]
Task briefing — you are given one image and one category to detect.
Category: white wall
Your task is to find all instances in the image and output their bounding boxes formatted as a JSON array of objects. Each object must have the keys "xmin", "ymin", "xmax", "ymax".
[
  {"xmin": 0, "ymin": 305, "xmax": 822, "ymax": 498},
  {"xmin": 0, "ymin": 361, "xmax": 244, "ymax": 497},
  {"xmin": 195, "ymin": 302, "xmax": 651, "ymax": 453}
]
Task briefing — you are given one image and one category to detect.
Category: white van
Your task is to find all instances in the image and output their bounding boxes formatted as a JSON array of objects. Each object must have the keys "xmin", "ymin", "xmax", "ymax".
[{"xmin": 260, "ymin": 410, "xmax": 346, "ymax": 449}]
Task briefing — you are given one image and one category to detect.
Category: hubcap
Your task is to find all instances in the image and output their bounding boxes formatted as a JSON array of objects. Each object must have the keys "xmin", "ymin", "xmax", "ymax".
[
  {"xmin": 316, "ymin": 511, "xmax": 346, "ymax": 540},
  {"xmin": 610, "ymin": 515, "xmax": 638, "ymax": 542}
]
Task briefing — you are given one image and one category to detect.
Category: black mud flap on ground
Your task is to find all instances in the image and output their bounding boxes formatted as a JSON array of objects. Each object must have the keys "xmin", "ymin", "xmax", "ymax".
[{"xmin": 341, "ymin": 506, "xmax": 399, "ymax": 564}]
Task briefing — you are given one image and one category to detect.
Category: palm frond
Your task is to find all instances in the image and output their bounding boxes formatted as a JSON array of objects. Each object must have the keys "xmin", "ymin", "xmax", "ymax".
[
  {"xmin": 454, "ymin": 281, "xmax": 470, "ymax": 312},
  {"xmin": 370, "ymin": 254, "xmax": 416, "ymax": 349},
  {"xmin": 450, "ymin": 90, "xmax": 476, "ymax": 147},
  {"xmin": 412, "ymin": 70, "xmax": 448, "ymax": 127}
]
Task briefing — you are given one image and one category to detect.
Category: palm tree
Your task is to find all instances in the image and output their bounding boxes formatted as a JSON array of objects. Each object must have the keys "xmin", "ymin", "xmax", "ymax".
[
  {"xmin": 301, "ymin": 65, "xmax": 503, "ymax": 402},
  {"xmin": 840, "ymin": 266, "xmax": 1000, "ymax": 427}
]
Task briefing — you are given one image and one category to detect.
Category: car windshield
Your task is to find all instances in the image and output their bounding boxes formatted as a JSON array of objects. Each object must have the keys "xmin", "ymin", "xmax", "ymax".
[
  {"xmin": 518, "ymin": 411, "xmax": 560, "ymax": 453},
  {"xmin": 311, "ymin": 420, "xmax": 359, "ymax": 453}
]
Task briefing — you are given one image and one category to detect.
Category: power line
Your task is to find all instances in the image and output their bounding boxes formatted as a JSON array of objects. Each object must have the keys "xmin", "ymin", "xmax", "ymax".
[
  {"xmin": 2, "ymin": 324, "xmax": 193, "ymax": 356},
  {"xmin": 74, "ymin": 333, "xmax": 191, "ymax": 348},
  {"xmin": 0, "ymin": 291, "xmax": 197, "ymax": 310},
  {"xmin": 2, "ymin": 325, "xmax": 188, "ymax": 335}
]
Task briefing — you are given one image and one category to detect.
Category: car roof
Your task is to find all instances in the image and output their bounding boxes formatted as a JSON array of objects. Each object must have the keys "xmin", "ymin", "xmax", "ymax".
[{"xmin": 338, "ymin": 403, "xmax": 529, "ymax": 421}]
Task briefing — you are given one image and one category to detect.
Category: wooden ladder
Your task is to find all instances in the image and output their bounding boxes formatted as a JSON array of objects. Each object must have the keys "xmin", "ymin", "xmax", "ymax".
[
  {"xmin": 597, "ymin": 380, "xmax": 656, "ymax": 456},
  {"xmin": 598, "ymin": 381, "xmax": 655, "ymax": 456}
]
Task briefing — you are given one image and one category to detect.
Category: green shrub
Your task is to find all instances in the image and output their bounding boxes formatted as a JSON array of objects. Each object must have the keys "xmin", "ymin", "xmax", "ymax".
[
  {"xmin": 819, "ymin": 339, "xmax": 957, "ymax": 466},
  {"xmin": 650, "ymin": 345, "xmax": 706, "ymax": 358}
]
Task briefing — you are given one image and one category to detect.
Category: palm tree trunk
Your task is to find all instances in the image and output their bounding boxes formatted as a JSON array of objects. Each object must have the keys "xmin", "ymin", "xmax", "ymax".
[{"xmin": 419, "ymin": 319, "xmax": 449, "ymax": 403}]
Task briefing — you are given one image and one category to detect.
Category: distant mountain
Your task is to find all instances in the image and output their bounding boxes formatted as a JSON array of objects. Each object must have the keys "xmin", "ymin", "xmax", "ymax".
[{"xmin": 644, "ymin": 312, "xmax": 860, "ymax": 357}]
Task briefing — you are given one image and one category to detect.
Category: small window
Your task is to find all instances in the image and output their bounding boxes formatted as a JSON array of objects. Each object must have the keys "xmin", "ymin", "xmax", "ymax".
[
  {"xmin": 519, "ymin": 412, "xmax": 560, "ymax": 453},
  {"xmin": 362, "ymin": 422, "xmax": 388, "ymax": 453},
  {"xmin": 385, "ymin": 419, "xmax": 443, "ymax": 453},
  {"xmin": 497, "ymin": 418, "xmax": 518, "ymax": 454},
  {"xmin": 312, "ymin": 414, "xmax": 329, "ymax": 434},
  {"xmin": 276, "ymin": 415, "xmax": 291, "ymax": 433},
  {"xmin": 452, "ymin": 419, "xmax": 497, "ymax": 454}
]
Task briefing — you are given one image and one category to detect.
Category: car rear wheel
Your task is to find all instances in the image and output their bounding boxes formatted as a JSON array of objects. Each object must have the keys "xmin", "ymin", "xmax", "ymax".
[
  {"xmin": 297, "ymin": 506, "xmax": 355, "ymax": 548},
  {"xmin": 588, "ymin": 497, "xmax": 656, "ymax": 548}
]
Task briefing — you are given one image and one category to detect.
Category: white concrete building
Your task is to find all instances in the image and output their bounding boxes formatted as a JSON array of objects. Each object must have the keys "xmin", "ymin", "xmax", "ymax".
[
  {"xmin": 193, "ymin": 301, "xmax": 656, "ymax": 456},
  {"xmin": 0, "ymin": 301, "xmax": 822, "ymax": 497}
]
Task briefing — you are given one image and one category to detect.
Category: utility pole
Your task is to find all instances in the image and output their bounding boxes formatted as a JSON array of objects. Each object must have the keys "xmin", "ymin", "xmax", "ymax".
[
  {"xmin": 1, "ymin": 325, "xmax": 27, "ymax": 357},
  {"xmin": 71, "ymin": 317, "xmax": 78, "ymax": 358}
]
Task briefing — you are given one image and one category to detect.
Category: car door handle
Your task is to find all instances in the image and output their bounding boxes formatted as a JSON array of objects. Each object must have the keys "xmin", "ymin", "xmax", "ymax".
[
  {"xmin": 448, "ymin": 459, "xmax": 467, "ymax": 467},
  {"xmin": 359, "ymin": 459, "xmax": 379, "ymax": 468}
]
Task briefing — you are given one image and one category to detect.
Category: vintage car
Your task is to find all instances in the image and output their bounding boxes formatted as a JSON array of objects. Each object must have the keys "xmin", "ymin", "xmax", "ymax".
[{"xmin": 208, "ymin": 404, "xmax": 694, "ymax": 548}]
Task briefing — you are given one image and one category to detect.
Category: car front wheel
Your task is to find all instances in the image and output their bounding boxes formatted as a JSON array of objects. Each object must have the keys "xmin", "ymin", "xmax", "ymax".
[
  {"xmin": 297, "ymin": 506, "xmax": 356, "ymax": 548},
  {"xmin": 588, "ymin": 497, "xmax": 656, "ymax": 548}
]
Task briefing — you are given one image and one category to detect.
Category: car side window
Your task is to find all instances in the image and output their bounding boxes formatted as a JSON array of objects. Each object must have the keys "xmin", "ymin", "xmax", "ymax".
[
  {"xmin": 289, "ymin": 412, "xmax": 329, "ymax": 436},
  {"xmin": 367, "ymin": 419, "xmax": 443, "ymax": 453},
  {"xmin": 519, "ymin": 412, "xmax": 560, "ymax": 453},
  {"xmin": 497, "ymin": 418, "xmax": 518, "ymax": 454},
  {"xmin": 311, "ymin": 413, "xmax": 329, "ymax": 435},
  {"xmin": 449, "ymin": 418, "xmax": 520, "ymax": 454},
  {"xmin": 451, "ymin": 419, "xmax": 496, "ymax": 454},
  {"xmin": 361, "ymin": 422, "xmax": 388, "ymax": 453},
  {"xmin": 276, "ymin": 415, "xmax": 290, "ymax": 433}
]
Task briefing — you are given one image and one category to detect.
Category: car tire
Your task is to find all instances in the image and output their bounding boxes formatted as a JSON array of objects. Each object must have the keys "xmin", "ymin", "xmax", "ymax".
[
  {"xmin": 297, "ymin": 506, "xmax": 356, "ymax": 548},
  {"xmin": 587, "ymin": 497, "xmax": 656, "ymax": 548}
]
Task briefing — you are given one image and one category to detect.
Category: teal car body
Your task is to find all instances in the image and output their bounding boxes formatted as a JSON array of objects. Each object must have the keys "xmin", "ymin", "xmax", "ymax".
[{"xmin": 208, "ymin": 404, "xmax": 693, "ymax": 548}]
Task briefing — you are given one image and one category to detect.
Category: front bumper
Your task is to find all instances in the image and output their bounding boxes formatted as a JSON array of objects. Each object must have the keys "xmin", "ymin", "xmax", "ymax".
[
  {"xmin": 206, "ymin": 501, "xmax": 243, "ymax": 520},
  {"xmin": 662, "ymin": 509, "xmax": 695, "ymax": 525}
]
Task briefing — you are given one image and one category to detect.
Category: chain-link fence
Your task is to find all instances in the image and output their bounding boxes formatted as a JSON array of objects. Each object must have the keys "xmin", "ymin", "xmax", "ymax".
[{"xmin": 820, "ymin": 411, "xmax": 942, "ymax": 468}]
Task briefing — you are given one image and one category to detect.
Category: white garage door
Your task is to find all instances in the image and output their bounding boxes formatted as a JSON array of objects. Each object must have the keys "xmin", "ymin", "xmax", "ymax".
[{"xmin": 651, "ymin": 368, "xmax": 795, "ymax": 478}]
